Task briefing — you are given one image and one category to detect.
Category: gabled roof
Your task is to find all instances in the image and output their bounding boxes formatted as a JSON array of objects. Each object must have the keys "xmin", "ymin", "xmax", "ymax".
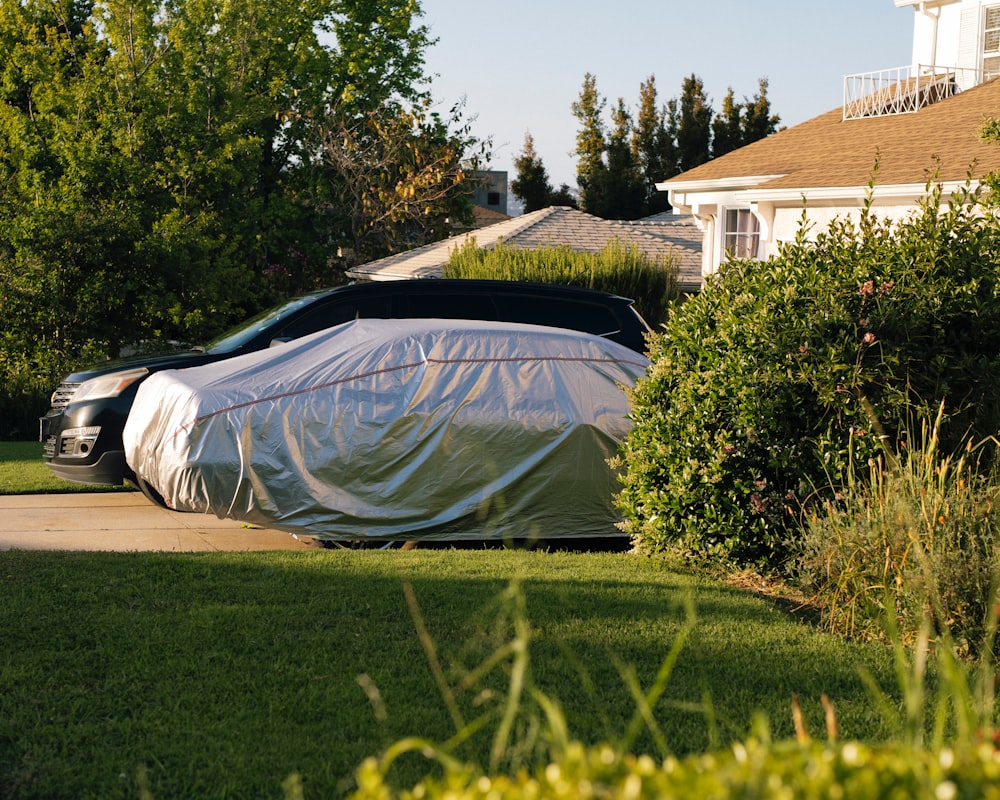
[
  {"xmin": 663, "ymin": 76, "xmax": 1000, "ymax": 195},
  {"xmin": 350, "ymin": 206, "xmax": 704, "ymax": 291}
]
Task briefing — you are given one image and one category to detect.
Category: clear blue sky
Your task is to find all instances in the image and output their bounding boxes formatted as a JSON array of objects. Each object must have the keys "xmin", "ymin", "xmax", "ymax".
[{"xmin": 417, "ymin": 1, "xmax": 915, "ymax": 189}]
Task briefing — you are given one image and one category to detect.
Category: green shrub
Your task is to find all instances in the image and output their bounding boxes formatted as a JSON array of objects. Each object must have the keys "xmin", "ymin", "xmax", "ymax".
[
  {"xmin": 346, "ymin": 579, "xmax": 1000, "ymax": 800},
  {"xmin": 442, "ymin": 237, "xmax": 679, "ymax": 330},
  {"xmin": 795, "ymin": 408, "xmax": 1000, "ymax": 655},
  {"xmin": 348, "ymin": 739, "xmax": 1000, "ymax": 799},
  {"xmin": 616, "ymin": 181, "xmax": 1000, "ymax": 567}
]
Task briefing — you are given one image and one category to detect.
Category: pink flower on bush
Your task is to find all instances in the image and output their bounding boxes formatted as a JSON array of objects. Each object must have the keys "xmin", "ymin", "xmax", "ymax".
[
  {"xmin": 862, "ymin": 332, "xmax": 876, "ymax": 344},
  {"xmin": 859, "ymin": 280, "xmax": 874, "ymax": 297}
]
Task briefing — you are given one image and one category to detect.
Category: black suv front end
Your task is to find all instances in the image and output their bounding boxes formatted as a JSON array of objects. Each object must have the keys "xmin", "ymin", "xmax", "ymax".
[{"xmin": 40, "ymin": 354, "xmax": 224, "ymax": 486}]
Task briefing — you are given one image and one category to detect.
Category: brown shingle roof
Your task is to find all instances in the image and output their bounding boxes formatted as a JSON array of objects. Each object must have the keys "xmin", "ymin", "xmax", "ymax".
[{"xmin": 664, "ymin": 76, "xmax": 1000, "ymax": 191}]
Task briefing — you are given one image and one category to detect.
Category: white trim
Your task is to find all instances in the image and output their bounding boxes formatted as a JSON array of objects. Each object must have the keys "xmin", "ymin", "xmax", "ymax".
[
  {"xmin": 656, "ymin": 174, "xmax": 786, "ymax": 194},
  {"xmin": 669, "ymin": 181, "xmax": 979, "ymax": 212},
  {"xmin": 894, "ymin": 1, "xmax": 959, "ymax": 8}
]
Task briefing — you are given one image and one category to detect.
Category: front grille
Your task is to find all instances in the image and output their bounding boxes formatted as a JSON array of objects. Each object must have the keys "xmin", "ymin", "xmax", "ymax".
[{"xmin": 50, "ymin": 382, "xmax": 81, "ymax": 409}]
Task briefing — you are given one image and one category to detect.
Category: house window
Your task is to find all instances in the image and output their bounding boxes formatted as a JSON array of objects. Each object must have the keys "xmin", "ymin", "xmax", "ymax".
[
  {"xmin": 722, "ymin": 208, "xmax": 760, "ymax": 260},
  {"xmin": 985, "ymin": 6, "xmax": 1000, "ymax": 77}
]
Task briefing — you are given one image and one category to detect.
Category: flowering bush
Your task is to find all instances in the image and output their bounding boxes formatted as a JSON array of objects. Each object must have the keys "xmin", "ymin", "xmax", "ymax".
[{"xmin": 616, "ymin": 182, "xmax": 1000, "ymax": 567}]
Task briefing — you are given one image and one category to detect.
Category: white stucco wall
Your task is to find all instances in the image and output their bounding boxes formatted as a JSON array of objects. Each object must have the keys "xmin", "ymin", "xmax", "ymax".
[{"xmin": 767, "ymin": 203, "xmax": 928, "ymax": 255}]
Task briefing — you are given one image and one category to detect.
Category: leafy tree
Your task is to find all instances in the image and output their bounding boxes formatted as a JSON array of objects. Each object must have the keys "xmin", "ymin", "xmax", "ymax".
[
  {"xmin": 0, "ymin": 0, "xmax": 464, "ymax": 437},
  {"xmin": 676, "ymin": 73, "xmax": 712, "ymax": 171},
  {"xmin": 313, "ymin": 97, "xmax": 485, "ymax": 263}
]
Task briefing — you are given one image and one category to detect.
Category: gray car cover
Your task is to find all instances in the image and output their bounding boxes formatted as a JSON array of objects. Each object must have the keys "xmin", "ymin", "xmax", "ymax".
[{"xmin": 123, "ymin": 318, "xmax": 650, "ymax": 542}]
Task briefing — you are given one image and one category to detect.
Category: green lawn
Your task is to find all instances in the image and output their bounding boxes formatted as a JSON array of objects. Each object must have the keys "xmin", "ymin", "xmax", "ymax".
[
  {"xmin": 0, "ymin": 441, "xmax": 131, "ymax": 495},
  {"xmin": 0, "ymin": 441, "xmax": 904, "ymax": 798},
  {"xmin": 0, "ymin": 549, "xmax": 899, "ymax": 799}
]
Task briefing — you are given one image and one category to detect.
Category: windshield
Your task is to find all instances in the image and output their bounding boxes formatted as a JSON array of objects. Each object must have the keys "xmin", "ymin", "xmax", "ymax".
[{"xmin": 203, "ymin": 294, "xmax": 323, "ymax": 354}]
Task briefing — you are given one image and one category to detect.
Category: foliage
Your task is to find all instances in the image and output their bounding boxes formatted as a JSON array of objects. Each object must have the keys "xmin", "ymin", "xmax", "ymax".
[
  {"xmin": 350, "ymin": 739, "xmax": 1000, "ymax": 799},
  {"xmin": 616, "ymin": 180, "xmax": 1000, "ymax": 567},
  {"xmin": 795, "ymin": 409, "xmax": 1000, "ymax": 656},
  {"xmin": 566, "ymin": 72, "xmax": 777, "ymax": 220},
  {"xmin": 585, "ymin": 98, "xmax": 645, "ymax": 220},
  {"xmin": 633, "ymin": 75, "xmax": 675, "ymax": 215},
  {"xmin": 442, "ymin": 238, "xmax": 678, "ymax": 329},
  {"xmin": 311, "ymin": 97, "xmax": 486, "ymax": 264},
  {"xmin": 349, "ymin": 581, "xmax": 1000, "ymax": 800},
  {"xmin": 676, "ymin": 74, "xmax": 712, "ymax": 172},
  {"xmin": 0, "ymin": 0, "xmax": 484, "ymax": 438},
  {"xmin": 570, "ymin": 72, "xmax": 606, "ymax": 215},
  {"xmin": 511, "ymin": 132, "xmax": 577, "ymax": 213}
]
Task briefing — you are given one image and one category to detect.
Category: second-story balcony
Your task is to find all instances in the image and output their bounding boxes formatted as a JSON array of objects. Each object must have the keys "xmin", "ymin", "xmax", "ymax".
[{"xmin": 843, "ymin": 64, "xmax": 986, "ymax": 121}]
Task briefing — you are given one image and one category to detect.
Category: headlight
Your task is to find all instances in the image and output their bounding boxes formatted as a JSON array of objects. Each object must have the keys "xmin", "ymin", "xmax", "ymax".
[{"xmin": 70, "ymin": 368, "xmax": 150, "ymax": 403}]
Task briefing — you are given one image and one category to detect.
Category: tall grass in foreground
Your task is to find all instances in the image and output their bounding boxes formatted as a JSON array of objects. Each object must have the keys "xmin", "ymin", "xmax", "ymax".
[
  {"xmin": 796, "ymin": 406, "xmax": 1000, "ymax": 657},
  {"xmin": 347, "ymin": 579, "xmax": 1000, "ymax": 799},
  {"xmin": 443, "ymin": 238, "xmax": 679, "ymax": 329}
]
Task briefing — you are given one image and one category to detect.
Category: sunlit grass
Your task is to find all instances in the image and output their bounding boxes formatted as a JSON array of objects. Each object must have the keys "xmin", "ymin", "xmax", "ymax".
[{"xmin": 0, "ymin": 549, "xmax": 898, "ymax": 798}]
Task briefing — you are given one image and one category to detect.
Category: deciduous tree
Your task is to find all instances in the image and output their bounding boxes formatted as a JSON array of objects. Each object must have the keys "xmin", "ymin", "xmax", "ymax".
[{"xmin": 0, "ymin": 0, "xmax": 472, "ymax": 436}]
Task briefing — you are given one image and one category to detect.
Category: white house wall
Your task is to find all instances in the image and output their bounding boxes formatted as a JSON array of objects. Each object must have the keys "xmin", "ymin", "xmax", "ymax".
[
  {"xmin": 907, "ymin": 0, "xmax": 1000, "ymax": 82},
  {"xmin": 768, "ymin": 203, "xmax": 929, "ymax": 253}
]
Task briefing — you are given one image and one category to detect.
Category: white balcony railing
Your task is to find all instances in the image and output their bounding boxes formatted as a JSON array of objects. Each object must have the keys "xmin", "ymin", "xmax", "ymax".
[{"xmin": 843, "ymin": 64, "xmax": 984, "ymax": 120}]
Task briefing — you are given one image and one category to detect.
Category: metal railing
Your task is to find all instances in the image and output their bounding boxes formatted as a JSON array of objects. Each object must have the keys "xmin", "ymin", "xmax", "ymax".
[{"xmin": 843, "ymin": 64, "xmax": 983, "ymax": 120}]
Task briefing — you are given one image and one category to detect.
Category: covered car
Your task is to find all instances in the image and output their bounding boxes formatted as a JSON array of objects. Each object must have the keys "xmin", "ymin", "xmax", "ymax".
[{"xmin": 122, "ymin": 318, "xmax": 650, "ymax": 543}]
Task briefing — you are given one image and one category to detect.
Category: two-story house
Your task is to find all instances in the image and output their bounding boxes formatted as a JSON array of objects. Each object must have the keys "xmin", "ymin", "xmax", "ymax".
[{"xmin": 660, "ymin": 0, "xmax": 1000, "ymax": 281}]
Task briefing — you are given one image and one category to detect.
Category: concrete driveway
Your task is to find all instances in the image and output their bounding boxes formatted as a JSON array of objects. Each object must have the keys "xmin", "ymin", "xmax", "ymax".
[{"xmin": 0, "ymin": 492, "xmax": 313, "ymax": 552}]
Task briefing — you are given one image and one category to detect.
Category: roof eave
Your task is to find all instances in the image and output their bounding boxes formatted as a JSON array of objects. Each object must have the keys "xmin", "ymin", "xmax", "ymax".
[{"xmin": 656, "ymin": 174, "xmax": 785, "ymax": 194}]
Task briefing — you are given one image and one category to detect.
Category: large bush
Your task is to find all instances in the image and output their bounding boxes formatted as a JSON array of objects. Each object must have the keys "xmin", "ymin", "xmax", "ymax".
[{"xmin": 616, "ymin": 184, "xmax": 1000, "ymax": 567}]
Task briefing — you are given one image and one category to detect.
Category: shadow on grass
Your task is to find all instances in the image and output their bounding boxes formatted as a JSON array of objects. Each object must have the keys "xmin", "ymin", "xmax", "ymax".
[{"xmin": 0, "ymin": 549, "xmax": 898, "ymax": 799}]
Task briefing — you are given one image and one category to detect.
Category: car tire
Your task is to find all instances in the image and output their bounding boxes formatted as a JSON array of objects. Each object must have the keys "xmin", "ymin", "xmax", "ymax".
[{"xmin": 136, "ymin": 474, "xmax": 171, "ymax": 510}]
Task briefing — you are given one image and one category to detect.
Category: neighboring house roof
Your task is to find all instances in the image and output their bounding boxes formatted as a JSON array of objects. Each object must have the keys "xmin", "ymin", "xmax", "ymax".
[
  {"xmin": 350, "ymin": 206, "xmax": 704, "ymax": 292},
  {"xmin": 663, "ymin": 76, "xmax": 1000, "ymax": 198}
]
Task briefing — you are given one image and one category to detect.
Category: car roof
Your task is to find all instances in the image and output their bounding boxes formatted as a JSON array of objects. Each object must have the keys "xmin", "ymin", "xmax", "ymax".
[{"xmin": 308, "ymin": 279, "xmax": 636, "ymax": 305}]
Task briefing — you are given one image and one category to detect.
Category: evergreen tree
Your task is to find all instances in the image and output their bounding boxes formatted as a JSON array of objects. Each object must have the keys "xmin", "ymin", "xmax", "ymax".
[
  {"xmin": 633, "ymin": 75, "xmax": 675, "ymax": 215},
  {"xmin": 571, "ymin": 72, "xmax": 608, "ymax": 215},
  {"xmin": 676, "ymin": 73, "xmax": 712, "ymax": 172},
  {"xmin": 711, "ymin": 87, "xmax": 743, "ymax": 158},
  {"xmin": 741, "ymin": 77, "xmax": 781, "ymax": 144},
  {"xmin": 600, "ymin": 98, "xmax": 645, "ymax": 219},
  {"xmin": 549, "ymin": 184, "xmax": 579, "ymax": 208},
  {"xmin": 511, "ymin": 132, "xmax": 556, "ymax": 213}
]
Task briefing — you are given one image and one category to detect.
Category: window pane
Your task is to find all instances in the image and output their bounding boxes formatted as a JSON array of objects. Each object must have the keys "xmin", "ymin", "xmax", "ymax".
[{"xmin": 723, "ymin": 209, "xmax": 760, "ymax": 260}]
